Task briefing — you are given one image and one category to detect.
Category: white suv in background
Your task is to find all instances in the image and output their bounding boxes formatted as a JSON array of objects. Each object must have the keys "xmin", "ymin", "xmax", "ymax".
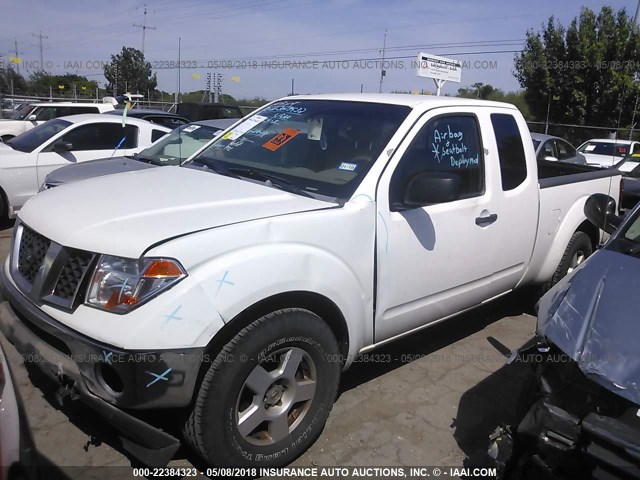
[{"xmin": 0, "ymin": 102, "xmax": 115, "ymax": 142}]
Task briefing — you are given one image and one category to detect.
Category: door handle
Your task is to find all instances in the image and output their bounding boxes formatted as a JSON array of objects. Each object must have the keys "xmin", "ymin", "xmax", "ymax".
[{"xmin": 475, "ymin": 213, "xmax": 498, "ymax": 226}]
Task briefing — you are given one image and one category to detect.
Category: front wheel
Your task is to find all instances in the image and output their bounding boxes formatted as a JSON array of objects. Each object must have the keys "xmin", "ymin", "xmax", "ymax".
[{"xmin": 184, "ymin": 308, "xmax": 341, "ymax": 467}]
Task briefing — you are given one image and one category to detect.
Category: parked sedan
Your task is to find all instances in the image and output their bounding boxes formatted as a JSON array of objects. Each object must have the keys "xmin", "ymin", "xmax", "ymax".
[
  {"xmin": 40, "ymin": 118, "xmax": 236, "ymax": 189},
  {"xmin": 577, "ymin": 138, "xmax": 640, "ymax": 168},
  {"xmin": 614, "ymin": 154, "xmax": 640, "ymax": 211},
  {"xmin": 0, "ymin": 114, "xmax": 171, "ymax": 219},
  {"xmin": 531, "ymin": 133, "xmax": 587, "ymax": 164}
]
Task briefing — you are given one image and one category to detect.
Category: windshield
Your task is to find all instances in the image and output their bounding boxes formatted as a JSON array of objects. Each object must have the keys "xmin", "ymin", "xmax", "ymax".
[
  {"xmin": 6, "ymin": 119, "xmax": 71, "ymax": 153},
  {"xmin": 8, "ymin": 104, "xmax": 35, "ymax": 120},
  {"xmin": 137, "ymin": 124, "xmax": 224, "ymax": 166},
  {"xmin": 578, "ymin": 141, "xmax": 630, "ymax": 157},
  {"xmin": 532, "ymin": 139, "xmax": 540, "ymax": 149},
  {"xmin": 190, "ymin": 100, "xmax": 410, "ymax": 201}
]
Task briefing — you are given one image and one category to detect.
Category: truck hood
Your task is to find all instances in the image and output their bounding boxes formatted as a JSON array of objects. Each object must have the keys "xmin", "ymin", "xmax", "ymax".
[
  {"xmin": 44, "ymin": 156, "xmax": 156, "ymax": 187},
  {"xmin": 537, "ymin": 249, "xmax": 640, "ymax": 405},
  {"xmin": 20, "ymin": 166, "xmax": 335, "ymax": 258}
]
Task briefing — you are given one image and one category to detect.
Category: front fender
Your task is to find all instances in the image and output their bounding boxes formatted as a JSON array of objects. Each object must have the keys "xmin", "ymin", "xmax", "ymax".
[{"xmin": 184, "ymin": 243, "xmax": 371, "ymax": 361}]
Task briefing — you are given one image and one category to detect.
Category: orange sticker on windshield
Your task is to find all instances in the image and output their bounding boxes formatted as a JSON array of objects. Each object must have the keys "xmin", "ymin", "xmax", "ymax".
[{"xmin": 262, "ymin": 128, "xmax": 300, "ymax": 151}]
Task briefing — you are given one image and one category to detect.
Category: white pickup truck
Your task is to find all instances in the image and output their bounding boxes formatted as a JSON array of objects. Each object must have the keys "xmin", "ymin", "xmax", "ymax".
[
  {"xmin": 0, "ymin": 94, "xmax": 622, "ymax": 467},
  {"xmin": 0, "ymin": 102, "xmax": 114, "ymax": 142}
]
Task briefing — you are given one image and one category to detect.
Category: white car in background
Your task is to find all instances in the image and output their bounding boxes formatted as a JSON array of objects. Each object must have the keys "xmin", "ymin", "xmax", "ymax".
[
  {"xmin": 577, "ymin": 138, "xmax": 640, "ymax": 167},
  {"xmin": 0, "ymin": 114, "xmax": 170, "ymax": 219},
  {"xmin": 0, "ymin": 102, "xmax": 115, "ymax": 142},
  {"xmin": 40, "ymin": 118, "xmax": 237, "ymax": 189}
]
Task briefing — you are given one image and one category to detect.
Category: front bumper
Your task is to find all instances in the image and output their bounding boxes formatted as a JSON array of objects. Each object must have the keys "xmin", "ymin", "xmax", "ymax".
[
  {"xmin": 0, "ymin": 267, "xmax": 207, "ymax": 466},
  {"xmin": 488, "ymin": 340, "xmax": 640, "ymax": 479}
]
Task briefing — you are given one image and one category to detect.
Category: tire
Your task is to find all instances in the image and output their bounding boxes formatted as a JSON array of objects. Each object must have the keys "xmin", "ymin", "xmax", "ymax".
[
  {"xmin": 541, "ymin": 231, "xmax": 593, "ymax": 294},
  {"xmin": 184, "ymin": 308, "xmax": 341, "ymax": 467}
]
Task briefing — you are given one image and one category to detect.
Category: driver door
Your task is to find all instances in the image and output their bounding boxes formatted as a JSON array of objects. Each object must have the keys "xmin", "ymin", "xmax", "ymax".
[{"xmin": 36, "ymin": 123, "xmax": 139, "ymax": 186}]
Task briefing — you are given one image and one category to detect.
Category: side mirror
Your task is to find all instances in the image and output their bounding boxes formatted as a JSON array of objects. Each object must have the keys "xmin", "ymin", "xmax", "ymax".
[
  {"xmin": 544, "ymin": 156, "xmax": 558, "ymax": 162},
  {"xmin": 403, "ymin": 171, "xmax": 461, "ymax": 208},
  {"xmin": 52, "ymin": 141, "xmax": 73, "ymax": 153},
  {"xmin": 27, "ymin": 114, "xmax": 37, "ymax": 122},
  {"xmin": 584, "ymin": 193, "xmax": 622, "ymax": 234}
]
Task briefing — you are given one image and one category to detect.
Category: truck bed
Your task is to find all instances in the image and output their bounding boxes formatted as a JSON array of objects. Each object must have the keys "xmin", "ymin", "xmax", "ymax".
[{"xmin": 538, "ymin": 160, "xmax": 619, "ymax": 189}]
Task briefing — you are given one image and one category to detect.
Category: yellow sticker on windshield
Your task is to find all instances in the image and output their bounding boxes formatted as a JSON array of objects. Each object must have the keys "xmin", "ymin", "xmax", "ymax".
[{"xmin": 262, "ymin": 128, "xmax": 300, "ymax": 152}]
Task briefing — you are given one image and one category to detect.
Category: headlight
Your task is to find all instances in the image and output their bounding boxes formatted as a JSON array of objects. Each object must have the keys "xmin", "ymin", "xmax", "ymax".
[{"xmin": 86, "ymin": 255, "xmax": 186, "ymax": 313}]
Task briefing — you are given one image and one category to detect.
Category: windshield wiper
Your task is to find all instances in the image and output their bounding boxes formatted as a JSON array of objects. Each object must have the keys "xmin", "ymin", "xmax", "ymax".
[
  {"xmin": 226, "ymin": 167, "xmax": 314, "ymax": 198},
  {"xmin": 188, "ymin": 157, "xmax": 241, "ymax": 179}
]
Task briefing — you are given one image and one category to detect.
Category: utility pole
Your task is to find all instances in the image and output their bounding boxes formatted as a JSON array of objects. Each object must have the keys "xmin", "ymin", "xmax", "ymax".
[
  {"xmin": 133, "ymin": 3, "xmax": 156, "ymax": 54},
  {"xmin": 215, "ymin": 73, "xmax": 221, "ymax": 103},
  {"xmin": 175, "ymin": 37, "xmax": 181, "ymax": 105},
  {"xmin": 206, "ymin": 72, "xmax": 212, "ymax": 103},
  {"xmin": 378, "ymin": 29, "xmax": 387, "ymax": 93},
  {"xmin": 13, "ymin": 39, "xmax": 20, "ymax": 74},
  {"xmin": 32, "ymin": 31, "xmax": 48, "ymax": 71}
]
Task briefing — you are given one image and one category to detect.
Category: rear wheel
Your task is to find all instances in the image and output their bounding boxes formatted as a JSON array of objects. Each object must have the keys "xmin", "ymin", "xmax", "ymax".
[
  {"xmin": 541, "ymin": 231, "xmax": 593, "ymax": 294},
  {"xmin": 184, "ymin": 308, "xmax": 340, "ymax": 466}
]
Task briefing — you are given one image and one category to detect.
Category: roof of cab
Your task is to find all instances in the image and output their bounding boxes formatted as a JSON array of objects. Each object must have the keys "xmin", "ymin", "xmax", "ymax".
[
  {"xmin": 55, "ymin": 113, "xmax": 171, "ymax": 130},
  {"xmin": 284, "ymin": 93, "xmax": 519, "ymax": 110}
]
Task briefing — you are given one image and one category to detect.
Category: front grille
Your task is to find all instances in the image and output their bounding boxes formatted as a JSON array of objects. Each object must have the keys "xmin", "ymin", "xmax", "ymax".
[
  {"xmin": 17, "ymin": 226, "xmax": 50, "ymax": 284},
  {"xmin": 13, "ymin": 223, "xmax": 96, "ymax": 310},
  {"xmin": 54, "ymin": 250, "xmax": 94, "ymax": 300}
]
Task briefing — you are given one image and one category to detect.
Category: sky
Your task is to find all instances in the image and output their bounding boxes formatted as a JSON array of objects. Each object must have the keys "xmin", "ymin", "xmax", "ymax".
[{"xmin": 0, "ymin": 0, "xmax": 637, "ymax": 101}]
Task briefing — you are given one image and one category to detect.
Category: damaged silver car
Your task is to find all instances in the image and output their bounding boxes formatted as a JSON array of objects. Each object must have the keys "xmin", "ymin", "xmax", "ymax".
[{"xmin": 488, "ymin": 194, "xmax": 640, "ymax": 479}]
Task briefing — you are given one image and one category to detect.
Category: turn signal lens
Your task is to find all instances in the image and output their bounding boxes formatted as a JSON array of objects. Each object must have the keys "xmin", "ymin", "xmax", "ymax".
[{"xmin": 143, "ymin": 259, "xmax": 185, "ymax": 278}]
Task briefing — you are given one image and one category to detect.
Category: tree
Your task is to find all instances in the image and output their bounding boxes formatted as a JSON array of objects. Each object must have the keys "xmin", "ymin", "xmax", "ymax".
[
  {"xmin": 103, "ymin": 47, "xmax": 157, "ymax": 96},
  {"xmin": 514, "ymin": 6, "xmax": 640, "ymax": 127},
  {"xmin": 27, "ymin": 71, "xmax": 98, "ymax": 97},
  {"xmin": 457, "ymin": 84, "xmax": 531, "ymax": 119},
  {"xmin": 457, "ymin": 82, "xmax": 498, "ymax": 99},
  {"xmin": 0, "ymin": 67, "xmax": 28, "ymax": 95}
]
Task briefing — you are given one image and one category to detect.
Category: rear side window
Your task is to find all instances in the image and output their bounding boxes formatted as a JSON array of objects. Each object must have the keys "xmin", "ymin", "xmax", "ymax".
[
  {"xmin": 391, "ymin": 114, "xmax": 484, "ymax": 205},
  {"xmin": 61, "ymin": 123, "xmax": 139, "ymax": 150},
  {"xmin": 151, "ymin": 129, "xmax": 168, "ymax": 142},
  {"xmin": 147, "ymin": 116, "xmax": 189, "ymax": 128},
  {"xmin": 34, "ymin": 107, "xmax": 58, "ymax": 121},
  {"xmin": 555, "ymin": 140, "xmax": 575, "ymax": 160},
  {"xmin": 491, "ymin": 114, "xmax": 527, "ymax": 191},
  {"xmin": 61, "ymin": 106, "xmax": 99, "ymax": 116}
]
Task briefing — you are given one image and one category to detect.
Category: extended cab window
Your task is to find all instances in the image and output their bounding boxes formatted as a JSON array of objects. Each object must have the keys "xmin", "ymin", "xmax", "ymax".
[
  {"xmin": 60, "ymin": 123, "xmax": 138, "ymax": 150},
  {"xmin": 390, "ymin": 114, "xmax": 484, "ymax": 206},
  {"xmin": 491, "ymin": 113, "xmax": 527, "ymax": 191}
]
